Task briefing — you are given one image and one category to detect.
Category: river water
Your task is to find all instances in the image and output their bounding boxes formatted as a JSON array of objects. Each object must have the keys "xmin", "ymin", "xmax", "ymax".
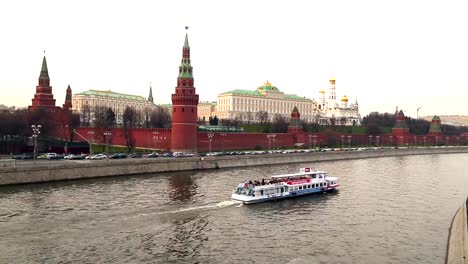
[{"xmin": 0, "ymin": 153, "xmax": 467, "ymax": 264}]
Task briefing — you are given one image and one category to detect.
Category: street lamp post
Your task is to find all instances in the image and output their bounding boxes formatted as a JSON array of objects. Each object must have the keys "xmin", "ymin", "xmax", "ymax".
[
  {"xmin": 208, "ymin": 133, "xmax": 214, "ymax": 154},
  {"xmin": 31, "ymin": 125, "xmax": 41, "ymax": 164},
  {"xmin": 369, "ymin": 135, "xmax": 373, "ymax": 147},
  {"xmin": 152, "ymin": 131, "xmax": 159, "ymax": 151},
  {"xmin": 267, "ymin": 134, "xmax": 276, "ymax": 151},
  {"xmin": 104, "ymin": 131, "xmax": 111, "ymax": 158},
  {"xmin": 347, "ymin": 135, "xmax": 351, "ymax": 150}
]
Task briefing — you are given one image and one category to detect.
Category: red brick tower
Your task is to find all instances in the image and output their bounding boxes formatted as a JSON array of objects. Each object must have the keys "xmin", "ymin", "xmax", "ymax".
[
  {"xmin": 428, "ymin": 115, "xmax": 443, "ymax": 136},
  {"xmin": 171, "ymin": 29, "xmax": 199, "ymax": 153},
  {"xmin": 288, "ymin": 106, "xmax": 303, "ymax": 133},
  {"xmin": 30, "ymin": 55, "xmax": 56, "ymax": 109},
  {"xmin": 63, "ymin": 85, "xmax": 72, "ymax": 110},
  {"xmin": 392, "ymin": 110, "xmax": 410, "ymax": 145}
]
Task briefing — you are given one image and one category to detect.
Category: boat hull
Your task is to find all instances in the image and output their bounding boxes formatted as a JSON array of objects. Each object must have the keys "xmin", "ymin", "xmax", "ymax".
[{"xmin": 231, "ymin": 186, "xmax": 338, "ymax": 204}]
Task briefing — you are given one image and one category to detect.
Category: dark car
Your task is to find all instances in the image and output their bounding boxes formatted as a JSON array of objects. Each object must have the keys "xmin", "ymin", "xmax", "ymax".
[
  {"xmin": 148, "ymin": 152, "xmax": 159, "ymax": 158},
  {"xmin": 12, "ymin": 153, "xmax": 34, "ymax": 160},
  {"xmin": 130, "ymin": 153, "xmax": 142, "ymax": 158},
  {"xmin": 162, "ymin": 152, "xmax": 173, "ymax": 158},
  {"xmin": 109, "ymin": 153, "xmax": 122, "ymax": 159}
]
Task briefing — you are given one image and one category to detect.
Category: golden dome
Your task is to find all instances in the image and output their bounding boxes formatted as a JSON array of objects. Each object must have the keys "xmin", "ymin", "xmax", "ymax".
[
  {"xmin": 341, "ymin": 95, "xmax": 348, "ymax": 101},
  {"xmin": 264, "ymin": 80, "xmax": 271, "ymax": 86},
  {"xmin": 319, "ymin": 89, "xmax": 325, "ymax": 93},
  {"xmin": 330, "ymin": 76, "xmax": 336, "ymax": 81}
]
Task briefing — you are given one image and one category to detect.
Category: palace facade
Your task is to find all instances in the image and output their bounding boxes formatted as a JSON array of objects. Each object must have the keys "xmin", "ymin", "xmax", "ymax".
[
  {"xmin": 72, "ymin": 87, "xmax": 156, "ymax": 125},
  {"xmin": 215, "ymin": 81, "xmax": 318, "ymax": 122},
  {"xmin": 197, "ymin": 78, "xmax": 361, "ymax": 125}
]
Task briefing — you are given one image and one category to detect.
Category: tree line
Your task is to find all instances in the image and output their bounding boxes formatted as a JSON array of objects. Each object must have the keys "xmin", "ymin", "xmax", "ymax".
[{"xmin": 362, "ymin": 112, "xmax": 468, "ymax": 135}]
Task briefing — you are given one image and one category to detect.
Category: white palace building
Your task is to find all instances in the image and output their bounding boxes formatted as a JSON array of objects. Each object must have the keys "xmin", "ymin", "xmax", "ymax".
[{"xmin": 199, "ymin": 78, "xmax": 361, "ymax": 125}]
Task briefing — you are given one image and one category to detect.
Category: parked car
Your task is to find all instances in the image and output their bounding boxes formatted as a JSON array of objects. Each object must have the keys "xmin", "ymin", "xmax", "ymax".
[
  {"xmin": 90, "ymin": 154, "xmax": 107, "ymax": 160},
  {"xmin": 148, "ymin": 152, "xmax": 159, "ymax": 158},
  {"xmin": 12, "ymin": 153, "xmax": 34, "ymax": 160},
  {"xmin": 129, "ymin": 153, "xmax": 142, "ymax": 158},
  {"xmin": 46, "ymin": 153, "xmax": 62, "ymax": 160},
  {"xmin": 64, "ymin": 154, "xmax": 84, "ymax": 160},
  {"xmin": 110, "ymin": 153, "xmax": 127, "ymax": 159}
]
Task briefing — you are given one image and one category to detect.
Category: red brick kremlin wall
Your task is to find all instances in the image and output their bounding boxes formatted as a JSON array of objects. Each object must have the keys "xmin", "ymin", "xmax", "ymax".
[{"xmin": 72, "ymin": 128, "xmax": 465, "ymax": 153}]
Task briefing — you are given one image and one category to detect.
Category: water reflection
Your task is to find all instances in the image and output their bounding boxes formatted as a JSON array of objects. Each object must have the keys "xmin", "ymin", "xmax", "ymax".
[
  {"xmin": 166, "ymin": 172, "xmax": 199, "ymax": 202},
  {"xmin": 141, "ymin": 214, "xmax": 209, "ymax": 262}
]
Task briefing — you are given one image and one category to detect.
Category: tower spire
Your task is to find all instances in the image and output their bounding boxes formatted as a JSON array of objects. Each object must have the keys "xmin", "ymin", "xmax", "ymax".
[
  {"xmin": 31, "ymin": 52, "xmax": 56, "ymax": 108},
  {"xmin": 40, "ymin": 55, "xmax": 49, "ymax": 79},
  {"xmin": 148, "ymin": 84, "xmax": 154, "ymax": 103}
]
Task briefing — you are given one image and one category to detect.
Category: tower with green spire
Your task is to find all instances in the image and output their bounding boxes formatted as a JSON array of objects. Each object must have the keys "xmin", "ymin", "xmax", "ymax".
[
  {"xmin": 428, "ymin": 115, "xmax": 442, "ymax": 135},
  {"xmin": 31, "ymin": 55, "xmax": 56, "ymax": 108},
  {"xmin": 288, "ymin": 106, "xmax": 303, "ymax": 133},
  {"xmin": 171, "ymin": 29, "xmax": 200, "ymax": 153}
]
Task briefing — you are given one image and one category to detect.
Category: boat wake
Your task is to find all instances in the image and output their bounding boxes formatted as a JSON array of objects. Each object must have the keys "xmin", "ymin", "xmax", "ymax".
[{"xmin": 142, "ymin": 200, "xmax": 242, "ymax": 217}]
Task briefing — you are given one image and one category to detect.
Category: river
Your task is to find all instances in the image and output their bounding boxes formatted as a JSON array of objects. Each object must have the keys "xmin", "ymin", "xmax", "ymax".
[{"xmin": 0, "ymin": 153, "xmax": 467, "ymax": 263}]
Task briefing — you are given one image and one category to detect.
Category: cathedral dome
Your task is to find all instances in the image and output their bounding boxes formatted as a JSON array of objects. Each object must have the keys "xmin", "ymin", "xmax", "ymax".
[
  {"xmin": 264, "ymin": 80, "xmax": 271, "ymax": 87},
  {"xmin": 330, "ymin": 76, "xmax": 336, "ymax": 81},
  {"xmin": 341, "ymin": 95, "xmax": 348, "ymax": 101}
]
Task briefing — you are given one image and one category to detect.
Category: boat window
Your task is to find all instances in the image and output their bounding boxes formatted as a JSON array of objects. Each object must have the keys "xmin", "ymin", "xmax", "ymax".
[
  {"xmin": 319, "ymin": 183, "xmax": 322, "ymax": 187},
  {"xmin": 308, "ymin": 184, "xmax": 311, "ymax": 189},
  {"xmin": 324, "ymin": 182, "xmax": 327, "ymax": 187},
  {"xmin": 299, "ymin": 186, "xmax": 302, "ymax": 190},
  {"xmin": 280, "ymin": 187, "xmax": 284, "ymax": 193},
  {"xmin": 311, "ymin": 174, "xmax": 316, "ymax": 179}
]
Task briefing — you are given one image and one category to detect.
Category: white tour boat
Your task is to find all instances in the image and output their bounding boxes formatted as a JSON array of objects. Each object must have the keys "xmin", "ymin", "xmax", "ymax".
[{"xmin": 231, "ymin": 167, "xmax": 339, "ymax": 204}]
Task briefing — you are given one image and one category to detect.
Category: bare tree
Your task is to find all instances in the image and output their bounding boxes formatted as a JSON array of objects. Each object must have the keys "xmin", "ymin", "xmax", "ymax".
[
  {"xmin": 143, "ymin": 107, "xmax": 151, "ymax": 128},
  {"xmin": 93, "ymin": 105, "xmax": 108, "ymax": 128},
  {"xmin": 270, "ymin": 114, "xmax": 289, "ymax": 133},
  {"xmin": 123, "ymin": 106, "xmax": 137, "ymax": 151},
  {"xmin": 245, "ymin": 111, "xmax": 254, "ymax": 124},
  {"xmin": 256, "ymin": 110, "xmax": 269, "ymax": 125},
  {"xmin": 105, "ymin": 107, "xmax": 116, "ymax": 128},
  {"xmin": 81, "ymin": 104, "xmax": 91, "ymax": 127},
  {"xmin": 29, "ymin": 108, "xmax": 54, "ymax": 139},
  {"xmin": 150, "ymin": 106, "xmax": 171, "ymax": 128}
]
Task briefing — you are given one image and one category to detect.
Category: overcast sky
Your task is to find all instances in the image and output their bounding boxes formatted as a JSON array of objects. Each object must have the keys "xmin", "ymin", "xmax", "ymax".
[{"xmin": 1, "ymin": 0, "xmax": 467, "ymax": 118}]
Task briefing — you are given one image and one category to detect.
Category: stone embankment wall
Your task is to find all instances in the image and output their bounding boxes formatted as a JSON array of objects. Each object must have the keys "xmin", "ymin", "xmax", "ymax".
[
  {"xmin": 446, "ymin": 197, "xmax": 467, "ymax": 264},
  {"xmin": 0, "ymin": 147, "xmax": 467, "ymax": 186}
]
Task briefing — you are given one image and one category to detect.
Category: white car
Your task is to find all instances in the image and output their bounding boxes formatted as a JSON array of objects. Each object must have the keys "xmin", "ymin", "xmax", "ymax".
[
  {"xmin": 90, "ymin": 154, "xmax": 107, "ymax": 160},
  {"xmin": 46, "ymin": 153, "xmax": 58, "ymax": 160}
]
